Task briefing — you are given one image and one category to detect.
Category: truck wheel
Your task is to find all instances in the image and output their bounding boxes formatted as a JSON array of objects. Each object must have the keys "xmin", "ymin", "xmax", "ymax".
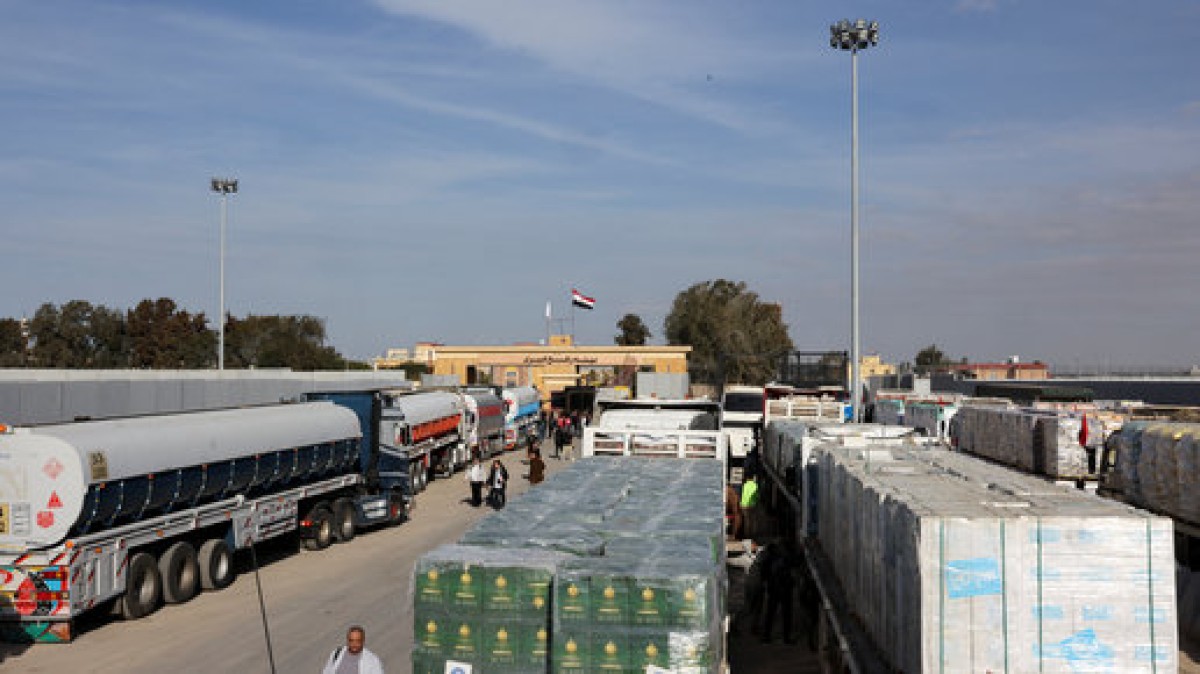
[
  {"xmin": 303, "ymin": 506, "xmax": 335, "ymax": 551},
  {"xmin": 160, "ymin": 541, "xmax": 200, "ymax": 604},
  {"xmin": 120, "ymin": 552, "xmax": 162, "ymax": 620},
  {"xmin": 198, "ymin": 539, "xmax": 235, "ymax": 591},
  {"xmin": 332, "ymin": 498, "xmax": 357, "ymax": 543}
]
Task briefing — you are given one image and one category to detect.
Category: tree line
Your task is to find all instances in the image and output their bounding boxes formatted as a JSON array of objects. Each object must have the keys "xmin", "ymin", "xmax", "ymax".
[
  {"xmin": 615, "ymin": 279, "xmax": 975, "ymax": 388},
  {"xmin": 0, "ymin": 299, "xmax": 361, "ymax": 370}
]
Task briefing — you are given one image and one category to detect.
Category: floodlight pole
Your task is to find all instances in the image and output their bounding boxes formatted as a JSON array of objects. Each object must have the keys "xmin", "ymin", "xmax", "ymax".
[
  {"xmin": 831, "ymin": 19, "xmax": 879, "ymax": 423},
  {"xmin": 210, "ymin": 177, "xmax": 238, "ymax": 370}
]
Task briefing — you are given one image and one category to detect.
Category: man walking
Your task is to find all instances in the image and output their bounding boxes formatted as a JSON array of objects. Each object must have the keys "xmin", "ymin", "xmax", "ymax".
[
  {"xmin": 465, "ymin": 456, "xmax": 486, "ymax": 507},
  {"xmin": 322, "ymin": 625, "xmax": 384, "ymax": 674}
]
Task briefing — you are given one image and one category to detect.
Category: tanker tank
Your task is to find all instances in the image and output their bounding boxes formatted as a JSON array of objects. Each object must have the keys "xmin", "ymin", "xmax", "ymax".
[{"xmin": 0, "ymin": 402, "xmax": 362, "ymax": 550}]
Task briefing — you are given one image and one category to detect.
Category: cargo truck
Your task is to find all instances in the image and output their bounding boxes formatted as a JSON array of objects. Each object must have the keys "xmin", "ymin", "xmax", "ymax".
[
  {"xmin": 0, "ymin": 398, "xmax": 417, "ymax": 643},
  {"xmin": 581, "ymin": 398, "xmax": 728, "ymax": 476},
  {"xmin": 720, "ymin": 385, "xmax": 764, "ymax": 485}
]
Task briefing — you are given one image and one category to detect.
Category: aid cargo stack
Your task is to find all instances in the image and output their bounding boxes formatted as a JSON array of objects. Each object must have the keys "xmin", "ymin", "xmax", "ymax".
[
  {"xmin": 810, "ymin": 435, "xmax": 1176, "ymax": 673},
  {"xmin": 410, "ymin": 457, "xmax": 726, "ymax": 673}
]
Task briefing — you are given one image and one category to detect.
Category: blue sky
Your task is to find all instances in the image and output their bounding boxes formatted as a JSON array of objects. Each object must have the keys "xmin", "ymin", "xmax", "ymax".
[{"xmin": 2, "ymin": 1, "xmax": 1197, "ymax": 369}]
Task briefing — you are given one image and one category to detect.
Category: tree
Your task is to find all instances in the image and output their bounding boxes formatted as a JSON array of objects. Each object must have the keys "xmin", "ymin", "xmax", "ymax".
[
  {"xmin": 664, "ymin": 279, "xmax": 793, "ymax": 386},
  {"xmin": 28, "ymin": 300, "xmax": 128, "ymax": 368},
  {"xmin": 914, "ymin": 344, "xmax": 952, "ymax": 375},
  {"xmin": 127, "ymin": 298, "xmax": 215, "ymax": 368},
  {"xmin": 0, "ymin": 318, "xmax": 27, "ymax": 367},
  {"xmin": 226, "ymin": 314, "xmax": 348, "ymax": 370},
  {"xmin": 614, "ymin": 314, "xmax": 651, "ymax": 346}
]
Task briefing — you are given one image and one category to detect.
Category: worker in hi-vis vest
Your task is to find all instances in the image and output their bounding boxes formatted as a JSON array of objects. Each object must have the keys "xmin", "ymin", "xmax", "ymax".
[{"xmin": 740, "ymin": 474, "xmax": 760, "ymax": 539}]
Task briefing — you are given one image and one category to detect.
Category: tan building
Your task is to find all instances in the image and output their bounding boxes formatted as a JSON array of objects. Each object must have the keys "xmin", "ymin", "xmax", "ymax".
[
  {"xmin": 859, "ymin": 353, "xmax": 896, "ymax": 378},
  {"xmin": 951, "ymin": 361, "xmax": 1050, "ymax": 381},
  {"xmin": 427, "ymin": 335, "xmax": 689, "ymax": 403}
]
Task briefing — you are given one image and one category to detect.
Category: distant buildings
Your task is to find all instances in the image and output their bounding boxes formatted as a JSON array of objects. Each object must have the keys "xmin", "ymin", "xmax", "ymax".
[
  {"xmin": 950, "ymin": 359, "xmax": 1049, "ymax": 381},
  {"xmin": 372, "ymin": 335, "xmax": 690, "ymax": 401}
]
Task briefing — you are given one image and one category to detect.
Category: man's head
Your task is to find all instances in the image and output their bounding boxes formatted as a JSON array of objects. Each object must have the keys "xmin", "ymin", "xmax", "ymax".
[{"xmin": 346, "ymin": 625, "xmax": 365, "ymax": 654}]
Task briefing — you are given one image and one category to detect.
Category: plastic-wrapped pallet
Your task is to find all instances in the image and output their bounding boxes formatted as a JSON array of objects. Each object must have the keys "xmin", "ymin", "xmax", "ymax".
[
  {"xmin": 552, "ymin": 555, "xmax": 723, "ymax": 674},
  {"xmin": 906, "ymin": 401, "xmax": 958, "ymax": 440},
  {"xmin": 413, "ymin": 457, "xmax": 727, "ymax": 673},
  {"xmin": 956, "ymin": 405, "xmax": 1092, "ymax": 478},
  {"xmin": 874, "ymin": 398, "xmax": 905, "ymax": 426},
  {"xmin": 814, "ymin": 442, "xmax": 1176, "ymax": 673},
  {"xmin": 1117, "ymin": 422, "xmax": 1200, "ymax": 525},
  {"xmin": 411, "ymin": 545, "xmax": 567, "ymax": 673},
  {"xmin": 1038, "ymin": 414, "xmax": 1093, "ymax": 478}
]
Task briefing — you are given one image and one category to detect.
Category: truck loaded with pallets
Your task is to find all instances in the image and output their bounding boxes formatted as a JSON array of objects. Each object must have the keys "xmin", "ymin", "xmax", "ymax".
[
  {"xmin": 757, "ymin": 420, "xmax": 1178, "ymax": 673},
  {"xmin": 0, "ymin": 399, "xmax": 417, "ymax": 643},
  {"xmin": 581, "ymin": 398, "xmax": 728, "ymax": 477}
]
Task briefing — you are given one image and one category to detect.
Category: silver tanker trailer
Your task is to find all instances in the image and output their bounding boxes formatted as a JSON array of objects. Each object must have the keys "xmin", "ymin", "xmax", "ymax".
[{"xmin": 0, "ymin": 400, "xmax": 415, "ymax": 643}]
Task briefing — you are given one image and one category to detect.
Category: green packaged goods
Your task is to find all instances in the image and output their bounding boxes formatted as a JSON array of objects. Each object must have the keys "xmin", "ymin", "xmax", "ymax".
[
  {"xmin": 670, "ymin": 577, "xmax": 712, "ymax": 629},
  {"xmin": 449, "ymin": 566, "xmax": 483, "ymax": 609},
  {"xmin": 552, "ymin": 628, "xmax": 591, "ymax": 674},
  {"xmin": 447, "ymin": 618, "xmax": 482, "ymax": 662},
  {"xmin": 556, "ymin": 576, "xmax": 590, "ymax": 623},
  {"xmin": 590, "ymin": 632, "xmax": 630, "ymax": 672},
  {"xmin": 482, "ymin": 567, "xmax": 519, "ymax": 612},
  {"xmin": 628, "ymin": 632, "xmax": 671, "ymax": 670},
  {"xmin": 590, "ymin": 574, "xmax": 631, "ymax": 625},
  {"xmin": 631, "ymin": 581, "xmax": 669, "ymax": 626},
  {"xmin": 413, "ymin": 560, "xmax": 451, "ymax": 608}
]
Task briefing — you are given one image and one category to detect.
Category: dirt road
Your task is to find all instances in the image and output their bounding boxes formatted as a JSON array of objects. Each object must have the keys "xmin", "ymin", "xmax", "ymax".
[{"xmin": 1, "ymin": 443, "xmax": 568, "ymax": 674}]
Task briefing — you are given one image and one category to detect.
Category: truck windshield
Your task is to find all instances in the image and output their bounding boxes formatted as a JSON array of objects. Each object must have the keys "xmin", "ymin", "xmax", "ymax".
[{"xmin": 723, "ymin": 393, "xmax": 764, "ymax": 413}]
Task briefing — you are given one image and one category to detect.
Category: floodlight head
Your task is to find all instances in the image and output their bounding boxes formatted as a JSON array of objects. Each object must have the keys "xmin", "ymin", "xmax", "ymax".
[
  {"xmin": 829, "ymin": 18, "xmax": 879, "ymax": 52},
  {"xmin": 210, "ymin": 177, "xmax": 239, "ymax": 194}
]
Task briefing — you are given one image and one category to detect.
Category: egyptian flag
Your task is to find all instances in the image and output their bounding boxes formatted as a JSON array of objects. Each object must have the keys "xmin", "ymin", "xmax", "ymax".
[{"xmin": 571, "ymin": 288, "xmax": 596, "ymax": 310}]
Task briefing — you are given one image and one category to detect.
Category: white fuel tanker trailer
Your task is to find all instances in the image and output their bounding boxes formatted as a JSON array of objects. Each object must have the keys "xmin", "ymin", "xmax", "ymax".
[
  {"xmin": 501, "ymin": 385, "xmax": 540, "ymax": 449},
  {"xmin": 460, "ymin": 388, "xmax": 505, "ymax": 460},
  {"xmin": 0, "ymin": 399, "xmax": 415, "ymax": 643}
]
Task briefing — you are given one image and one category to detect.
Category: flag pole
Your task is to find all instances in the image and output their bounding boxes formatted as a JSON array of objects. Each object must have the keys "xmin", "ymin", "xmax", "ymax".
[{"xmin": 545, "ymin": 301, "xmax": 552, "ymax": 345}]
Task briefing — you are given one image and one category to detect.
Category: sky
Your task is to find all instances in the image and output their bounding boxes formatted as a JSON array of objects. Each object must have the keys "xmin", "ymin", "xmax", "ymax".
[{"xmin": 1, "ymin": 1, "xmax": 1198, "ymax": 370}]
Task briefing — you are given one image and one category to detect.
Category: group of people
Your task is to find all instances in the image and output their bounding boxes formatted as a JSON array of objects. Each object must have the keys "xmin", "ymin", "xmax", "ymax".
[
  {"xmin": 732, "ymin": 538, "xmax": 814, "ymax": 646},
  {"xmin": 463, "ymin": 430, "xmax": 551, "ymax": 509},
  {"xmin": 465, "ymin": 455, "xmax": 512, "ymax": 508}
]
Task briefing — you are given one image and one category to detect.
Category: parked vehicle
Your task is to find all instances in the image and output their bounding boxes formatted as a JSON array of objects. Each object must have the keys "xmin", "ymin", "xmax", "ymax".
[
  {"xmin": 501, "ymin": 386, "xmax": 540, "ymax": 449},
  {"xmin": 721, "ymin": 385, "xmax": 765, "ymax": 484},
  {"xmin": 0, "ymin": 400, "xmax": 412, "ymax": 643},
  {"xmin": 460, "ymin": 388, "xmax": 505, "ymax": 460},
  {"xmin": 581, "ymin": 398, "xmax": 728, "ymax": 476},
  {"xmin": 309, "ymin": 389, "xmax": 463, "ymax": 493}
]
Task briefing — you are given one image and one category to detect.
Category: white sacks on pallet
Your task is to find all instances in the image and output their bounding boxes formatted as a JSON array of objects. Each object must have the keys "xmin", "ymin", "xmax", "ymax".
[
  {"xmin": 815, "ymin": 444, "xmax": 1176, "ymax": 673},
  {"xmin": 1115, "ymin": 421, "xmax": 1200, "ymax": 524},
  {"xmin": 955, "ymin": 405, "xmax": 1093, "ymax": 478}
]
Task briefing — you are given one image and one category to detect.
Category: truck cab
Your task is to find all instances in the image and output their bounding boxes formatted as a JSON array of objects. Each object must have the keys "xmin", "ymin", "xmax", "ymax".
[{"xmin": 721, "ymin": 385, "xmax": 765, "ymax": 485}]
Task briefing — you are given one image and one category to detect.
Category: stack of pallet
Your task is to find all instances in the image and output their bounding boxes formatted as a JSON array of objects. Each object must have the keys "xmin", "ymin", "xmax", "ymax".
[
  {"xmin": 956, "ymin": 405, "xmax": 1093, "ymax": 478},
  {"xmin": 813, "ymin": 439, "xmax": 1176, "ymax": 673},
  {"xmin": 1114, "ymin": 421, "xmax": 1200, "ymax": 524},
  {"xmin": 411, "ymin": 457, "xmax": 726, "ymax": 673}
]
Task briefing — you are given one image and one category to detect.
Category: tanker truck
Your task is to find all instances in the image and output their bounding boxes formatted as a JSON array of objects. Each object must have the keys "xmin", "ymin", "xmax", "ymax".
[
  {"xmin": 0, "ymin": 399, "xmax": 414, "ymax": 643},
  {"xmin": 501, "ymin": 385, "xmax": 540, "ymax": 450},
  {"xmin": 460, "ymin": 388, "xmax": 505, "ymax": 461}
]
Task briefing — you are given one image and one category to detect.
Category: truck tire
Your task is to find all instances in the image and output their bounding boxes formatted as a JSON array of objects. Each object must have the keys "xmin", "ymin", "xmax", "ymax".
[
  {"xmin": 332, "ymin": 498, "xmax": 357, "ymax": 543},
  {"xmin": 303, "ymin": 505, "xmax": 335, "ymax": 551},
  {"xmin": 159, "ymin": 541, "xmax": 200, "ymax": 604},
  {"xmin": 198, "ymin": 538, "xmax": 235, "ymax": 591},
  {"xmin": 120, "ymin": 552, "xmax": 162, "ymax": 620}
]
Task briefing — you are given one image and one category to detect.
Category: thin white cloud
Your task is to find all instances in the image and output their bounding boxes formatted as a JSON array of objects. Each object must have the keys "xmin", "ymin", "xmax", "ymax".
[{"xmin": 369, "ymin": 0, "xmax": 805, "ymax": 135}]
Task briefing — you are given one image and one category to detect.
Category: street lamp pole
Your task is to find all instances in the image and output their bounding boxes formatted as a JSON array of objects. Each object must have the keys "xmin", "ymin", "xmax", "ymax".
[
  {"xmin": 210, "ymin": 177, "xmax": 238, "ymax": 370},
  {"xmin": 830, "ymin": 19, "xmax": 878, "ymax": 423}
]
